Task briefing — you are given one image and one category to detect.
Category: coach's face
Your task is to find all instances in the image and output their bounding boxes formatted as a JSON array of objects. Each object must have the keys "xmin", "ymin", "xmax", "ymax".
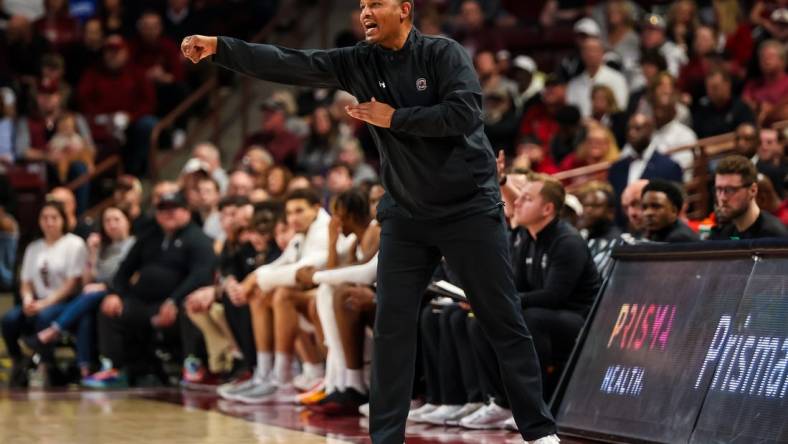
[{"xmin": 360, "ymin": 0, "xmax": 411, "ymax": 46}]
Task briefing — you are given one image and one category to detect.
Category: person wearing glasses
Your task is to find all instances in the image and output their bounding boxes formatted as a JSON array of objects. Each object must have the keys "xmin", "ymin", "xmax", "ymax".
[{"xmin": 711, "ymin": 155, "xmax": 788, "ymax": 240}]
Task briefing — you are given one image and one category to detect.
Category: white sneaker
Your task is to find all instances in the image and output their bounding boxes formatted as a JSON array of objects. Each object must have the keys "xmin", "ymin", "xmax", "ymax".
[
  {"xmin": 445, "ymin": 402, "xmax": 485, "ymax": 426},
  {"xmin": 529, "ymin": 434, "xmax": 560, "ymax": 444},
  {"xmin": 233, "ymin": 379, "xmax": 279, "ymax": 404},
  {"xmin": 292, "ymin": 373, "xmax": 323, "ymax": 392},
  {"xmin": 407, "ymin": 403, "xmax": 439, "ymax": 422},
  {"xmin": 503, "ymin": 416, "xmax": 518, "ymax": 431},
  {"xmin": 218, "ymin": 377, "xmax": 256, "ymax": 400},
  {"xmin": 420, "ymin": 404, "xmax": 464, "ymax": 425},
  {"xmin": 359, "ymin": 402, "xmax": 370, "ymax": 417},
  {"xmin": 458, "ymin": 402, "xmax": 512, "ymax": 430}
]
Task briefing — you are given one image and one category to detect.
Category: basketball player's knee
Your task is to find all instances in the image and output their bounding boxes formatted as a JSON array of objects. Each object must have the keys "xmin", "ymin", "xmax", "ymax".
[
  {"xmin": 333, "ymin": 284, "xmax": 351, "ymax": 308},
  {"xmin": 272, "ymin": 286, "xmax": 294, "ymax": 307},
  {"xmin": 250, "ymin": 288, "xmax": 272, "ymax": 307}
]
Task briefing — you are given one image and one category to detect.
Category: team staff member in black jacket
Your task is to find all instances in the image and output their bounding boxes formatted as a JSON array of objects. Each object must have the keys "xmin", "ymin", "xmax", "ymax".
[
  {"xmin": 466, "ymin": 174, "xmax": 601, "ymax": 430},
  {"xmin": 83, "ymin": 192, "xmax": 217, "ymax": 388},
  {"xmin": 641, "ymin": 180, "xmax": 700, "ymax": 243},
  {"xmin": 181, "ymin": 1, "xmax": 557, "ymax": 442}
]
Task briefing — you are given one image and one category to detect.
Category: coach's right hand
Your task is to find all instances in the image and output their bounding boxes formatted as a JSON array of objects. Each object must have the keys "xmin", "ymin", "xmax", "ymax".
[{"xmin": 181, "ymin": 35, "xmax": 218, "ymax": 63}]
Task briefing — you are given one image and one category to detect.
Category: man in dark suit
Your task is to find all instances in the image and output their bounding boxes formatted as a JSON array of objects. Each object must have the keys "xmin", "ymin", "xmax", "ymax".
[{"xmin": 608, "ymin": 113, "xmax": 684, "ymax": 202}]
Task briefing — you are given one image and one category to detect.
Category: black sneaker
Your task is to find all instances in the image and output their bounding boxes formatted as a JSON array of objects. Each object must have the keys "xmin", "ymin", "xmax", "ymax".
[
  {"xmin": 9, "ymin": 359, "xmax": 29, "ymax": 388},
  {"xmin": 21, "ymin": 334, "xmax": 52, "ymax": 357},
  {"xmin": 310, "ymin": 388, "xmax": 369, "ymax": 416}
]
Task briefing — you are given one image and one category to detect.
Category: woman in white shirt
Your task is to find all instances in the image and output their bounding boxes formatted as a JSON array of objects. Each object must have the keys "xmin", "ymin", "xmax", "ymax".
[
  {"xmin": 24, "ymin": 206, "xmax": 134, "ymax": 378},
  {"xmin": 1, "ymin": 201, "xmax": 87, "ymax": 387}
]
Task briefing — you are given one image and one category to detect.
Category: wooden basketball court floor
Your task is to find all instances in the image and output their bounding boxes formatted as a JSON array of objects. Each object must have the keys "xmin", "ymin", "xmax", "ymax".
[{"xmin": 0, "ymin": 388, "xmax": 567, "ymax": 444}]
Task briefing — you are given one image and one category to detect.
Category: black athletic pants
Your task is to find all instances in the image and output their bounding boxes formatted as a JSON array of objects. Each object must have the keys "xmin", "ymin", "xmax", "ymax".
[
  {"xmin": 444, "ymin": 305, "xmax": 484, "ymax": 404},
  {"xmin": 222, "ymin": 294, "xmax": 256, "ymax": 369},
  {"xmin": 418, "ymin": 305, "xmax": 442, "ymax": 405},
  {"xmin": 419, "ymin": 303, "xmax": 483, "ymax": 405},
  {"xmin": 97, "ymin": 298, "xmax": 205, "ymax": 375},
  {"xmin": 369, "ymin": 208, "xmax": 556, "ymax": 443}
]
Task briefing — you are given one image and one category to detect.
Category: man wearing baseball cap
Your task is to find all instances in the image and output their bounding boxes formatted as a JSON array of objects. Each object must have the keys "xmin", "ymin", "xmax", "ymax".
[
  {"xmin": 77, "ymin": 34, "xmax": 157, "ymax": 176},
  {"xmin": 83, "ymin": 190, "xmax": 216, "ymax": 388},
  {"xmin": 238, "ymin": 95, "xmax": 302, "ymax": 169},
  {"xmin": 640, "ymin": 13, "xmax": 687, "ymax": 77},
  {"xmin": 511, "ymin": 55, "xmax": 544, "ymax": 111}
]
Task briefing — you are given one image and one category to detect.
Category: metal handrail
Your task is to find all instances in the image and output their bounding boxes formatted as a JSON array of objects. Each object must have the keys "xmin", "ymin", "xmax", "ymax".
[
  {"xmin": 148, "ymin": 77, "xmax": 219, "ymax": 181},
  {"xmin": 65, "ymin": 154, "xmax": 123, "ymax": 191},
  {"xmin": 553, "ymin": 119, "xmax": 788, "ymax": 219}
]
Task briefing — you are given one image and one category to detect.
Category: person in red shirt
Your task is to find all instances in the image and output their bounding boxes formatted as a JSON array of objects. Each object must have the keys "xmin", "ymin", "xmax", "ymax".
[
  {"xmin": 713, "ymin": 0, "xmax": 753, "ymax": 70},
  {"xmin": 756, "ymin": 172, "xmax": 788, "ymax": 225},
  {"xmin": 677, "ymin": 24, "xmax": 743, "ymax": 104},
  {"xmin": 240, "ymin": 98, "xmax": 303, "ymax": 171},
  {"xmin": 517, "ymin": 75, "xmax": 567, "ymax": 174},
  {"xmin": 33, "ymin": 0, "xmax": 81, "ymax": 55},
  {"xmin": 743, "ymin": 39, "xmax": 788, "ymax": 124},
  {"xmin": 559, "ymin": 122, "xmax": 620, "ymax": 186},
  {"xmin": 130, "ymin": 11, "xmax": 188, "ymax": 119},
  {"xmin": 77, "ymin": 34, "xmax": 157, "ymax": 176}
]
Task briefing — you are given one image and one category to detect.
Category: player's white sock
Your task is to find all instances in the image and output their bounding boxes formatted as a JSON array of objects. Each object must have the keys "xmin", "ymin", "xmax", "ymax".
[
  {"xmin": 346, "ymin": 368, "xmax": 367, "ymax": 394},
  {"xmin": 254, "ymin": 352, "xmax": 273, "ymax": 381},
  {"xmin": 303, "ymin": 362, "xmax": 325, "ymax": 379},
  {"xmin": 273, "ymin": 352, "xmax": 293, "ymax": 384}
]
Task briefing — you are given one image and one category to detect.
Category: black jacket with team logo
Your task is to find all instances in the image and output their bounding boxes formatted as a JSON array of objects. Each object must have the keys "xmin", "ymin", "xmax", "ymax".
[
  {"xmin": 512, "ymin": 218, "xmax": 601, "ymax": 316},
  {"xmin": 213, "ymin": 28, "xmax": 500, "ymax": 221}
]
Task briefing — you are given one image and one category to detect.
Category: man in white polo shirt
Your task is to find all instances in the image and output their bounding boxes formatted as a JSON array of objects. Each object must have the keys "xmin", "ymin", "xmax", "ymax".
[{"xmin": 567, "ymin": 36, "xmax": 628, "ymax": 117}]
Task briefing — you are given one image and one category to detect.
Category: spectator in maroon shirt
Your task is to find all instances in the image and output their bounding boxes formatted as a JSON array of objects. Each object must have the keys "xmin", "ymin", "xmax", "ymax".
[
  {"xmin": 77, "ymin": 34, "xmax": 157, "ymax": 176},
  {"xmin": 743, "ymin": 39, "xmax": 788, "ymax": 124},
  {"xmin": 14, "ymin": 79, "xmax": 94, "ymax": 213},
  {"xmin": 131, "ymin": 10, "xmax": 188, "ymax": 120},
  {"xmin": 714, "ymin": 0, "xmax": 753, "ymax": 70},
  {"xmin": 40, "ymin": 53, "xmax": 71, "ymax": 105},
  {"xmin": 677, "ymin": 24, "xmax": 742, "ymax": 105},
  {"xmin": 240, "ymin": 98, "xmax": 302, "ymax": 171},
  {"xmin": 33, "ymin": 0, "xmax": 81, "ymax": 55}
]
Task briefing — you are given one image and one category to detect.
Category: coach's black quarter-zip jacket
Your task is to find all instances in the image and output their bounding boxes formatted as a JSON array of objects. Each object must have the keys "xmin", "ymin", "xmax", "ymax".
[{"xmin": 213, "ymin": 28, "xmax": 501, "ymax": 221}]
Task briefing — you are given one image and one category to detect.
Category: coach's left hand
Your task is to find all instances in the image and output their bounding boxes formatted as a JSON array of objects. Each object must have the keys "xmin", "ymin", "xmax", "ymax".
[{"xmin": 345, "ymin": 97, "xmax": 394, "ymax": 128}]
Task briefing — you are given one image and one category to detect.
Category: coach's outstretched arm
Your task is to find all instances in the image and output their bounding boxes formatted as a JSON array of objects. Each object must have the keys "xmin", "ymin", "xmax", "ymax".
[{"xmin": 181, "ymin": 35, "xmax": 343, "ymax": 89}]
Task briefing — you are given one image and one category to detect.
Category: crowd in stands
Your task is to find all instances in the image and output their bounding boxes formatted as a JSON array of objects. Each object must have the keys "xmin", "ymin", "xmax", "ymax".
[
  {"xmin": 3, "ymin": 0, "xmax": 788, "ymax": 436},
  {"xmin": 0, "ymin": 0, "xmax": 277, "ymax": 214}
]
